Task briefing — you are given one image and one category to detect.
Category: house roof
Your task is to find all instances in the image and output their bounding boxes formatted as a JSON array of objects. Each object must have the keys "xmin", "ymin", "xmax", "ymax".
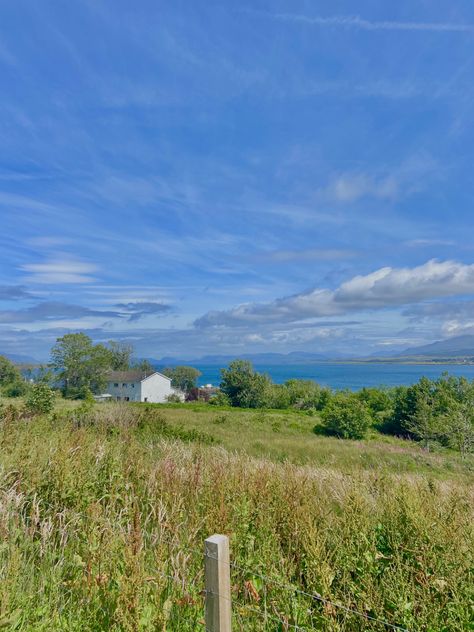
[{"xmin": 106, "ymin": 370, "xmax": 157, "ymax": 382}]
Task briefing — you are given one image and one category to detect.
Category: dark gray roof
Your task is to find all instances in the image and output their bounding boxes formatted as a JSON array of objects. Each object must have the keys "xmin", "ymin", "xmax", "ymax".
[{"xmin": 106, "ymin": 370, "xmax": 157, "ymax": 382}]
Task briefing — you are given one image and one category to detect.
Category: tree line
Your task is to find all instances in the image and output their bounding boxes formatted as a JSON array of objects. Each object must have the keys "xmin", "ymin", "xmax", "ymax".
[
  {"xmin": 1, "ymin": 337, "xmax": 473, "ymax": 455},
  {"xmin": 214, "ymin": 360, "xmax": 474, "ymax": 455}
]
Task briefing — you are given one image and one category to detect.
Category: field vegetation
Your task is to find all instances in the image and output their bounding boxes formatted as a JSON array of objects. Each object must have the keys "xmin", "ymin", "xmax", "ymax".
[
  {"xmin": 0, "ymin": 341, "xmax": 473, "ymax": 629},
  {"xmin": 0, "ymin": 396, "xmax": 472, "ymax": 631}
]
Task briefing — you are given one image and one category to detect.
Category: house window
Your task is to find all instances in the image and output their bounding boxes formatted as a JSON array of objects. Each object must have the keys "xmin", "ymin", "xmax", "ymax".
[
  {"xmin": 131, "ymin": 383, "xmax": 135, "ymax": 388},
  {"xmin": 122, "ymin": 383, "xmax": 127, "ymax": 387},
  {"xmin": 144, "ymin": 397, "xmax": 148, "ymax": 402},
  {"xmin": 124, "ymin": 397, "xmax": 130, "ymax": 402},
  {"xmin": 114, "ymin": 383, "xmax": 119, "ymax": 387}
]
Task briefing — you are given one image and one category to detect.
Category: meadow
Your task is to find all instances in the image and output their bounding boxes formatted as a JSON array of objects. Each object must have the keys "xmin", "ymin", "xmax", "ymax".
[{"xmin": 0, "ymin": 398, "xmax": 472, "ymax": 630}]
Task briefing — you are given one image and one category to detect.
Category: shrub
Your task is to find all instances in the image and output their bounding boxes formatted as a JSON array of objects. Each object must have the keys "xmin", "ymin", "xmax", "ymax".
[
  {"xmin": 320, "ymin": 392, "xmax": 372, "ymax": 439},
  {"xmin": 220, "ymin": 360, "xmax": 271, "ymax": 408},
  {"xmin": 2, "ymin": 378, "xmax": 29, "ymax": 397},
  {"xmin": 209, "ymin": 391, "xmax": 231, "ymax": 406},
  {"xmin": 166, "ymin": 393, "xmax": 183, "ymax": 403},
  {"xmin": 25, "ymin": 383, "xmax": 55, "ymax": 415}
]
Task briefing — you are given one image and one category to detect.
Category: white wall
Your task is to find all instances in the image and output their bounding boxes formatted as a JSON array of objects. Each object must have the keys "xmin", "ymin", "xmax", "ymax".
[
  {"xmin": 140, "ymin": 373, "xmax": 173, "ymax": 403},
  {"xmin": 107, "ymin": 380, "xmax": 142, "ymax": 402}
]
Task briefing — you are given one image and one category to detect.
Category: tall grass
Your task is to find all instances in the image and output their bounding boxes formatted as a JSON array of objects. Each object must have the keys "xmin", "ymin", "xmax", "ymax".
[{"xmin": 0, "ymin": 405, "xmax": 472, "ymax": 630}]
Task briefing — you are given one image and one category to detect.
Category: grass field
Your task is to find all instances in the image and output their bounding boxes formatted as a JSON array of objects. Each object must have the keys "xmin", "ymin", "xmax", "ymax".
[{"xmin": 0, "ymin": 399, "xmax": 472, "ymax": 630}]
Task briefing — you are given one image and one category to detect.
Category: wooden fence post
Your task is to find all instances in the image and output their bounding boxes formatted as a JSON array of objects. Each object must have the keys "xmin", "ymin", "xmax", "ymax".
[{"xmin": 204, "ymin": 534, "xmax": 232, "ymax": 632}]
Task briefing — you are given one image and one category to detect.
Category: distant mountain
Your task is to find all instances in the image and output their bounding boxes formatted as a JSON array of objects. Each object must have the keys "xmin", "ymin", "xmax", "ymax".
[
  {"xmin": 399, "ymin": 335, "xmax": 474, "ymax": 358},
  {"xmin": 1, "ymin": 352, "xmax": 40, "ymax": 365},
  {"xmin": 148, "ymin": 351, "xmax": 333, "ymax": 367}
]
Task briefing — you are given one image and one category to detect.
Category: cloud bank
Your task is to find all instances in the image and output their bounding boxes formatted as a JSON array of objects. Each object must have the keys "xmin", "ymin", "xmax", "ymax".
[{"xmin": 196, "ymin": 260, "xmax": 474, "ymax": 327}]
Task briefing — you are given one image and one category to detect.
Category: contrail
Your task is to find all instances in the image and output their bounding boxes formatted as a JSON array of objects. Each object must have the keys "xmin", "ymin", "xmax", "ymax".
[{"xmin": 271, "ymin": 13, "xmax": 474, "ymax": 33}]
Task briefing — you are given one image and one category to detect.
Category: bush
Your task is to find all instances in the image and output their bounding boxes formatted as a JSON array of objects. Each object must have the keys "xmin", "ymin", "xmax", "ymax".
[
  {"xmin": 2, "ymin": 378, "xmax": 29, "ymax": 397},
  {"xmin": 220, "ymin": 360, "xmax": 272, "ymax": 408},
  {"xmin": 208, "ymin": 391, "xmax": 231, "ymax": 406},
  {"xmin": 320, "ymin": 393, "xmax": 372, "ymax": 439},
  {"xmin": 25, "ymin": 383, "xmax": 55, "ymax": 415},
  {"xmin": 166, "ymin": 393, "xmax": 182, "ymax": 403}
]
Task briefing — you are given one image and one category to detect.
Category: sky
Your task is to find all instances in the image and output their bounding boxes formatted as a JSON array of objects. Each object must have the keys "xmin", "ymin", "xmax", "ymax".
[{"xmin": 2, "ymin": 1, "xmax": 474, "ymax": 361}]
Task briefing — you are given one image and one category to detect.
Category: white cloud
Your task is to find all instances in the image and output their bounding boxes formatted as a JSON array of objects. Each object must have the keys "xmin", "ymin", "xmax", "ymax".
[
  {"xmin": 328, "ymin": 173, "xmax": 398, "ymax": 202},
  {"xmin": 20, "ymin": 258, "xmax": 98, "ymax": 284},
  {"xmin": 196, "ymin": 260, "xmax": 474, "ymax": 327},
  {"xmin": 404, "ymin": 238, "xmax": 455, "ymax": 247}
]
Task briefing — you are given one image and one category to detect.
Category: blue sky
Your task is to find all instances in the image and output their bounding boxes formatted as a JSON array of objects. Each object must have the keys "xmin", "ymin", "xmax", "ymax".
[{"xmin": 2, "ymin": 1, "xmax": 474, "ymax": 361}]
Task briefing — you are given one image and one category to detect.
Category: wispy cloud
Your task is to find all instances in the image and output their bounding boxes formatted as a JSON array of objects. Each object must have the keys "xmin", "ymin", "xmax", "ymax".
[
  {"xmin": 269, "ymin": 13, "xmax": 474, "ymax": 34},
  {"xmin": 255, "ymin": 248, "xmax": 357, "ymax": 263},
  {"xmin": 0, "ymin": 285, "xmax": 33, "ymax": 301},
  {"xmin": 20, "ymin": 258, "xmax": 98, "ymax": 284},
  {"xmin": 404, "ymin": 238, "xmax": 456, "ymax": 248},
  {"xmin": 328, "ymin": 173, "xmax": 398, "ymax": 203}
]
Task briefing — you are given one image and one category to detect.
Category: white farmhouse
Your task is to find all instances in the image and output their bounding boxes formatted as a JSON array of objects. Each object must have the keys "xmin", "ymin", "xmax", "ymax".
[{"xmin": 105, "ymin": 370, "xmax": 183, "ymax": 403}]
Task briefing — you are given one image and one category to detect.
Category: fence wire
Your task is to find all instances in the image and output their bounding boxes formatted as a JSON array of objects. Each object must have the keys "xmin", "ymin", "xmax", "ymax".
[
  {"xmin": 203, "ymin": 550, "xmax": 410, "ymax": 631},
  {"xmin": 152, "ymin": 544, "xmax": 410, "ymax": 632}
]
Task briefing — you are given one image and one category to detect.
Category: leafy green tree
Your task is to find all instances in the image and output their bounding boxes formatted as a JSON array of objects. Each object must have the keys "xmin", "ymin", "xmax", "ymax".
[
  {"xmin": 220, "ymin": 360, "xmax": 271, "ymax": 408},
  {"xmin": 0, "ymin": 355, "xmax": 21, "ymax": 386},
  {"xmin": 320, "ymin": 392, "xmax": 372, "ymax": 439},
  {"xmin": 0, "ymin": 355, "xmax": 26, "ymax": 397},
  {"xmin": 107, "ymin": 341, "xmax": 133, "ymax": 370},
  {"xmin": 284, "ymin": 379, "xmax": 331, "ymax": 411},
  {"xmin": 163, "ymin": 366, "xmax": 202, "ymax": 393},
  {"xmin": 442, "ymin": 403, "xmax": 474, "ymax": 457},
  {"xmin": 51, "ymin": 333, "xmax": 111, "ymax": 398},
  {"xmin": 266, "ymin": 383, "xmax": 291, "ymax": 409},
  {"xmin": 132, "ymin": 359, "xmax": 155, "ymax": 373},
  {"xmin": 26, "ymin": 383, "xmax": 55, "ymax": 414},
  {"xmin": 209, "ymin": 391, "xmax": 231, "ymax": 406}
]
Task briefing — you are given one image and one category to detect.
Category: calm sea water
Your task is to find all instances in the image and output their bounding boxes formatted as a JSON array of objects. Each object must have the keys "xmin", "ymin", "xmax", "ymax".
[{"xmin": 197, "ymin": 362, "xmax": 474, "ymax": 391}]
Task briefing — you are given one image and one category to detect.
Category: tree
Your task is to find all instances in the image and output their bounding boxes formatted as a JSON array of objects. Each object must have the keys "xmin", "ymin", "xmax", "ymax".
[
  {"xmin": 0, "ymin": 355, "xmax": 26, "ymax": 397},
  {"xmin": 163, "ymin": 366, "xmax": 202, "ymax": 393},
  {"xmin": 443, "ymin": 403, "xmax": 474, "ymax": 457},
  {"xmin": 0, "ymin": 355, "xmax": 21, "ymax": 386},
  {"xmin": 26, "ymin": 383, "xmax": 55, "ymax": 414},
  {"xmin": 320, "ymin": 392, "xmax": 372, "ymax": 439},
  {"xmin": 107, "ymin": 341, "xmax": 133, "ymax": 370},
  {"xmin": 220, "ymin": 360, "xmax": 271, "ymax": 408},
  {"xmin": 51, "ymin": 333, "xmax": 111, "ymax": 398},
  {"xmin": 132, "ymin": 359, "xmax": 155, "ymax": 373}
]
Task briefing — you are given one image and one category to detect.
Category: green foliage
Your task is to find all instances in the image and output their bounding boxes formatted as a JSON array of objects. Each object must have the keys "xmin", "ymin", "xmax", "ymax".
[
  {"xmin": 208, "ymin": 391, "xmax": 231, "ymax": 406},
  {"xmin": 132, "ymin": 358, "xmax": 154, "ymax": 373},
  {"xmin": 384, "ymin": 375, "xmax": 474, "ymax": 454},
  {"xmin": 25, "ymin": 383, "xmax": 55, "ymax": 414},
  {"xmin": 0, "ymin": 355, "xmax": 26, "ymax": 398},
  {"xmin": 220, "ymin": 360, "xmax": 271, "ymax": 408},
  {"xmin": 284, "ymin": 378, "xmax": 332, "ymax": 410},
  {"xmin": 0, "ymin": 355, "xmax": 21, "ymax": 385},
  {"xmin": 163, "ymin": 366, "xmax": 202, "ymax": 393},
  {"xmin": 321, "ymin": 392, "xmax": 373, "ymax": 439},
  {"xmin": 166, "ymin": 393, "xmax": 182, "ymax": 403},
  {"xmin": 0, "ymin": 415, "xmax": 470, "ymax": 631},
  {"xmin": 51, "ymin": 333, "xmax": 115, "ymax": 397},
  {"xmin": 2, "ymin": 378, "xmax": 29, "ymax": 397},
  {"xmin": 106, "ymin": 340, "xmax": 133, "ymax": 370}
]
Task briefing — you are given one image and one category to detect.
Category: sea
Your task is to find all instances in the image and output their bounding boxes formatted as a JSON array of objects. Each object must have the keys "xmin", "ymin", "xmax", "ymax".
[{"xmin": 196, "ymin": 362, "xmax": 474, "ymax": 391}]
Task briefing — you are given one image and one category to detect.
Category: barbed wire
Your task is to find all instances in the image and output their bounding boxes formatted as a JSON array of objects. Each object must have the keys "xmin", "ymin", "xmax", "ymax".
[
  {"xmin": 202, "ymin": 550, "xmax": 410, "ymax": 632},
  {"xmin": 152, "ymin": 545, "xmax": 409, "ymax": 632}
]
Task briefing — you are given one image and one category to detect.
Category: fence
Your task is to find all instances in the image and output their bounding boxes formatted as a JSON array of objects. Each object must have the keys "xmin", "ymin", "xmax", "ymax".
[{"xmin": 159, "ymin": 534, "xmax": 410, "ymax": 632}]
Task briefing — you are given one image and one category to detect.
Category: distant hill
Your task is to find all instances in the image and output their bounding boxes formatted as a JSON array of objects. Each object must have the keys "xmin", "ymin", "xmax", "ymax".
[
  {"xmin": 1, "ymin": 352, "xmax": 40, "ymax": 365},
  {"xmin": 148, "ymin": 351, "xmax": 333, "ymax": 367},
  {"xmin": 399, "ymin": 335, "xmax": 474, "ymax": 359}
]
